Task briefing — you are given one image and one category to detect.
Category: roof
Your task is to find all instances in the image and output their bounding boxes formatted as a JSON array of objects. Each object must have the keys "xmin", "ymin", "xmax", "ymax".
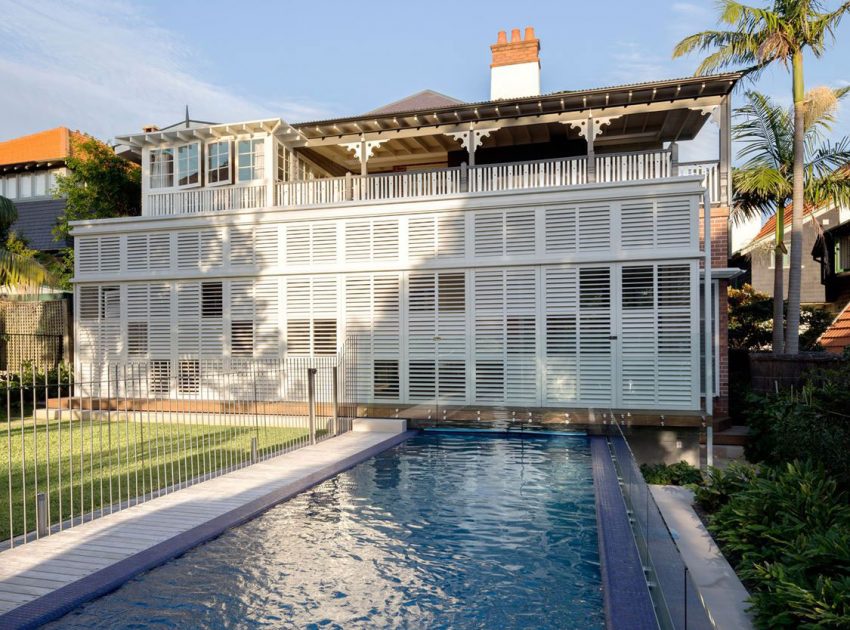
[
  {"xmin": 818, "ymin": 300, "xmax": 850, "ymax": 354},
  {"xmin": 293, "ymin": 72, "xmax": 741, "ymax": 135},
  {"xmin": 0, "ymin": 127, "xmax": 73, "ymax": 167},
  {"xmin": 366, "ymin": 90, "xmax": 464, "ymax": 115},
  {"xmin": 751, "ymin": 204, "xmax": 820, "ymax": 243},
  {"xmin": 10, "ymin": 198, "xmax": 67, "ymax": 251}
]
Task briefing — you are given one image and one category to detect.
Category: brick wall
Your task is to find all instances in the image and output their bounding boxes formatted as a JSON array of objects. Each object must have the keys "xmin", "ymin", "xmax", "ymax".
[{"xmin": 698, "ymin": 206, "xmax": 729, "ymax": 269}]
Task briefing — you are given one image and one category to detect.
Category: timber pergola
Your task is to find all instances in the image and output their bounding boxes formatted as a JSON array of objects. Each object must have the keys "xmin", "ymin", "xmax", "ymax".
[{"xmin": 292, "ymin": 73, "xmax": 740, "ymax": 180}]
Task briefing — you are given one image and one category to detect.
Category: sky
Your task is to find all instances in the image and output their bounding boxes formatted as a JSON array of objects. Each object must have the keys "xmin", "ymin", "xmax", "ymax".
[{"xmin": 1, "ymin": 0, "xmax": 849, "ymax": 162}]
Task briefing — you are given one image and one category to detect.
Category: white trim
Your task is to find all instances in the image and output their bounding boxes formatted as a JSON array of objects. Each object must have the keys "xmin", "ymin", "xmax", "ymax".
[{"xmin": 175, "ymin": 141, "xmax": 202, "ymax": 190}]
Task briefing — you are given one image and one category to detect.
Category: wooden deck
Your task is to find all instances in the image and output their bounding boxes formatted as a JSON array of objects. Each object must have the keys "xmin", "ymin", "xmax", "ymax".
[{"xmin": 0, "ymin": 421, "xmax": 411, "ymax": 629}]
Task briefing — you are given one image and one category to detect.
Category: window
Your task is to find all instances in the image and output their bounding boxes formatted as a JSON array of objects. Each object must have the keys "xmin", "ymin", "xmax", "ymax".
[
  {"xmin": 100, "ymin": 286, "xmax": 120, "ymax": 319},
  {"xmin": 177, "ymin": 143, "xmax": 201, "ymax": 187},
  {"xmin": 237, "ymin": 139, "xmax": 264, "ymax": 182},
  {"xmin": 150, "ymin": 148, "xmax": 174, "ymax": 188},
  {"xmin": 19, "ymin": 174, "xmax": 32, "ymax": 198},
  {"xmin": 374, "ymin": 360, "xmax": 399, "ymax": 399},
  {"xmin": 768, "ymin": 251, "xmax": 791, "ymax": 269},
  {"xmin": 201, "ymin": 282, "xmax": 223, "ymax": 318},
  {"xmin": 837, "ymin": 234, "xmax": 850, "ymax": 273},
  {"xmin": 314, "ymin": 319, "xmax": 337, "ymax": 355},
  {"xmin": 231, "ymin": 321, "xmax": 254, "ymax": 357},
  {"xmin": 178, "ymin": 360, "xmax": 200, "ymax": 395},
  {"xmin": 128, "ymin": 322, "xmax": 148, "ymax": 356},
  {"xmin": 150, "ymin": 360, "xmax": 171, "ymax": 396},
  {"xmin": 277, "ymin": 143, "xmax": 289, "ymax": 182},
  {"xmin": 4, "ymin": 176, "xmax": 17, "ymax": 199},
  {"xmin": 207, "ymin": 140, "xmax": 231, "ymax": 185},
  {"xmin": 622, "ymin": 266, "xmax": 654, "ymax": 309}
]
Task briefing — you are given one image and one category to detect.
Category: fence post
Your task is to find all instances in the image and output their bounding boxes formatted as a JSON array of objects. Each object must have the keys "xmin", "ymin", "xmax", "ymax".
[
  {"xmin": 332, "ymin": 366, "xmax": 339, "ymax": 436},
  {"xmin": 36, "ymin": 492, "xmax": 47, "ymax": 538},
  {"xmin": 307, "ymin": 368, "xmax": 317, "ymax": 445},
  {"xmin": 250, "ymin": 437, "xmax": 258, "ymax": 463}
]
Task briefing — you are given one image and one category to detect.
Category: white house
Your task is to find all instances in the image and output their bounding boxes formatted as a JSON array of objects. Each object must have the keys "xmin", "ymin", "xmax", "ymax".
[{"xmin": 72, "ymin": 29, "xmax": 739, "ymax": 423}]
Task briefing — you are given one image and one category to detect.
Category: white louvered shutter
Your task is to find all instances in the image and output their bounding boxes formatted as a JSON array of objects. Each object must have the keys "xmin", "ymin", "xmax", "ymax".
[
  {"xmin": 577, "ymin": 267, "xmax": 612, "ymax": 404},
  {"xmin": 544, "ymin": 268, "xmax": 578, "ymax": 403},
  {"xmin": 577, "ymin": 205, "xmax": 611, "ymax": 250}
]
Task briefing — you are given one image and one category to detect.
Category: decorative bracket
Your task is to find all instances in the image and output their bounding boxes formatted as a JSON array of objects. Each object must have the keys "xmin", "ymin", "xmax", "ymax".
[
  {"xmin": 342, "ymin": 139, "xmax": 388, "ymax": 161},
  {"xmin": 694, "ymin": 105, "xmax": 721, "ymax": 124},
  {"xmin": 562, "ymin": 115, "xmax": 619, "ymax": 141},
  {"xmin": 447, "ymin": 127, "xmax": 499, "ymax": 153}
]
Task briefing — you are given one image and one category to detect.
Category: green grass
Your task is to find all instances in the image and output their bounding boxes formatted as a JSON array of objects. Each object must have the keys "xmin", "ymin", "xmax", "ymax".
[{"xmin": 0, "ymin": 416, "xmax": 311, "ymax": 542}]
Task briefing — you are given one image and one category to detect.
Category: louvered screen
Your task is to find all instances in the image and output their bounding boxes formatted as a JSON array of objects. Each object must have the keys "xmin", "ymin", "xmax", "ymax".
[
  {"xmin": 345, "ymin": 218, "xmax": 400, "ymax": 263},
  {"xmin": 620, "ymin": 198, "xmax": 694, "ymax": 250}
]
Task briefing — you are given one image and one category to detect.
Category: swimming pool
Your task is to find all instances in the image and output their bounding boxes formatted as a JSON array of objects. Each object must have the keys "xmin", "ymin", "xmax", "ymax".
[{"xmin": 48, "ymin": 432, "xmax": 605, "ymax": 629}]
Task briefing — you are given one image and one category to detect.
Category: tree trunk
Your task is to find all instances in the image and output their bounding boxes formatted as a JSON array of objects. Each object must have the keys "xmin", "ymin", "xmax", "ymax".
[
  {"xmin": 772, "ymin": 245, "xmax": 785, "ymax": 354},
  {"xmin": 785, "ymin": 51, "xmax": 805, "ymax": 354}
]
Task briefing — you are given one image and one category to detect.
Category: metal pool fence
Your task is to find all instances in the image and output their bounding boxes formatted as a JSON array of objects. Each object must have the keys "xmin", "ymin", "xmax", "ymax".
[
  {"xmin": 1, "ymin": 351, "xmax": 357, "ymax": 549},
  {"xmin": 605, "ymin": 420, "xmax": 715, "ymax": 630}
]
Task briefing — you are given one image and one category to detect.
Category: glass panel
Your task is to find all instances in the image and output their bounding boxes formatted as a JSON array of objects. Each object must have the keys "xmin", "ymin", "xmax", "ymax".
[
  {"xmin": 207, "ymin": 141, "xmax": 231, "ymax": 184},
  {"xmin": 177, "ymin": 143, "xmax": 200, "ymax": 186},
  {"xmin": 237, "ymin": 139, "xmax": 264, "ymax": 182},
  {"xmin": 150, "ymin": 148, "xmax": 174, "ymax": 188}
]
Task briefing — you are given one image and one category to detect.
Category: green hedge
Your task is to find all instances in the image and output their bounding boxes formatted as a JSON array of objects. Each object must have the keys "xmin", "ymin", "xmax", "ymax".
[{"xmin": 639, "ymin": 460, "xmax": 703, "ymax": 486}]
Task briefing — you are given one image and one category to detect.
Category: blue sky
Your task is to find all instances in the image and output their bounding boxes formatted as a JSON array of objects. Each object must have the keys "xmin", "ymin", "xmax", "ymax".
[{"xmin": 1, "ymin": 0, "xmax": 849, "ymax": 160}]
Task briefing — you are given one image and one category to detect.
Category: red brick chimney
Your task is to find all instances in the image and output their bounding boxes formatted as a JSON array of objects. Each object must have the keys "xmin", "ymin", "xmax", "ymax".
[{"xmin": 490, "ymin": 27, "xmax": 540, "ymax": 100}]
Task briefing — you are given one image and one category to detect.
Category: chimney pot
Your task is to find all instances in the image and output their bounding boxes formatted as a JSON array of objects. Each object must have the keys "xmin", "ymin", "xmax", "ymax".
[
  {"xmin": 497, "ymin": 30, "xmax": 507, "ymax": 44},
  {"xmin": 142, "ymin": 124, "xmax": 160, "ymax": 133},
  {"xmin": 511, "ymin": 28, "xmax": 521, "ymax": 42},
  {"xmin": 525, "ymin": 26, "xmax": 535, "ymax": 40}
]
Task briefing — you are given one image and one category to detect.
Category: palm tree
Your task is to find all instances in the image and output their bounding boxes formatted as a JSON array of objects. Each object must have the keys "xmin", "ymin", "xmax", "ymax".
[
  {"xmin": 0, "ymin": 195, "xmax": 52, "ymax": 289},
  {"xmin": 733, "ymin": 88, "xmax": 850, "ymax": 349},
  {"xmin": 674, "ymin": 0, "xmax": 850, "ymax": 354}
]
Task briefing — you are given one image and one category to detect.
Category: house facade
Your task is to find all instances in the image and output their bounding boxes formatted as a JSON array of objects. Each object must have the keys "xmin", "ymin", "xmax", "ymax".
[
  {"xmin": 71, "ymin": 29, "xmax": 738, "ymax": 423},
  {"xmin": 0, "ymin": 127, "xmax": 81, "ymax": 251}
]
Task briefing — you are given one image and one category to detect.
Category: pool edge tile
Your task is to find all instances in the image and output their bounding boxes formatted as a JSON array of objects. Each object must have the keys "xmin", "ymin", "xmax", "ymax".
[{"xmin": 590, "ymin": 436, "xmax": 658, "ymax": 630}]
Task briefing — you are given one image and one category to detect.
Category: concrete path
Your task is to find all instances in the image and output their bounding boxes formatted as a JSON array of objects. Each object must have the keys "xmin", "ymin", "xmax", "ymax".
[
  {"xmin": 650, "ymin": 485, "xmax": 753, "ymax": 630},
  {"xmin": 0, "ymin": 419, "xmax": 411, "ymax": 629}
]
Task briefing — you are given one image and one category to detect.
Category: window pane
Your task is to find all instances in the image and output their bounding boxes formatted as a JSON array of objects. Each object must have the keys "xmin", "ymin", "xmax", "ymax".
[
  {"xmin": 207, "ymin": 141, "xmax": 230, "ymax": 184},
  {"xmin": 177, "ymin": 143, "xmax": 200, "ymax": 186},
  {"xmin": 150, "ymin": 148, "xmax": 174, "ymax": 188}
]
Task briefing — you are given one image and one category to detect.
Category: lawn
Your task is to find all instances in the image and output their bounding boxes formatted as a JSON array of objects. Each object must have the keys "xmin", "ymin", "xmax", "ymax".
[{"xmin": 0, "ymin": 416, "xmax": 312, "ymax": 542}]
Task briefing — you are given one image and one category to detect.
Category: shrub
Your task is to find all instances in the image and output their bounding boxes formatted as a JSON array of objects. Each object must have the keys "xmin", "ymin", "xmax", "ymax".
[
  {"xmin": 707, "ymin": 462, "xmax": 850, "ymax": 629},
  {"xmin": 744, "ymin": 369, "xmax": 850, "ymax": 489},
  {"xmin": 693, "ymin": 462, "xmax": 757, "ymax": 513},
  {"xmin": 639, "ymin": 460, "xmax": 703, "ymax": 486}
]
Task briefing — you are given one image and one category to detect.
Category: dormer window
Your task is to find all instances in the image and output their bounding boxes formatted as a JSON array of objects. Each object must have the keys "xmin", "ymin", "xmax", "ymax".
[
  {"xmin": 237, "ymin": 139, "xmax": 264, "ymax": 182},
  {"xmin": 150, "ymin": 148, "xmax": 174, "ymax": 189},
  {"xmin": 176, "ymin": 142, "xmax": 201, "ymax": 188},
  {"xmin": 207, "ymin": 140, "xmax": 231, "ymax": 186}
]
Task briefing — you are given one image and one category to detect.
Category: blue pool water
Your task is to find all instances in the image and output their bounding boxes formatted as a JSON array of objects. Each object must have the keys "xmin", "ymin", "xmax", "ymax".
[{"xmin": 50, "ymin": 433, "xmax": 604, "ymax": 629}]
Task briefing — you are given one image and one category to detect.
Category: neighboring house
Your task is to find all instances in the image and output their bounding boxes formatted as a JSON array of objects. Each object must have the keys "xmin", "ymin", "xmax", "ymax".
[
  {"xmin": 0, "ymin": 127, "xmax": 82, "ymax": 251},
  {"xmin": 741, "ymin": 204, "xmax": 850, "ymax": 307},
  {"xmin": 818, "ymin": 300, "xmax": 850, "ymax": 354},
  {"xmin": 72, "ymin": 28, "xmax": 739, "ymax": 421}
]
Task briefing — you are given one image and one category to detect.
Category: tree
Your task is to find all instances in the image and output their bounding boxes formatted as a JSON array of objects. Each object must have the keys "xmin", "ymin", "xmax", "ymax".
[
  {"xmin": 674, "ymin": 0, "xmax": 850, "ymax": 354},
  {"xmin": 732, "ymin": 88, "xmax": 850, "ymax": 351},
  {"xmin": 0, "ymin": 196, "xmax": 52, "ymax": 289},
  {"xmin": 52, "ymin": 135, "xmax": 140, "ymax": 277}
]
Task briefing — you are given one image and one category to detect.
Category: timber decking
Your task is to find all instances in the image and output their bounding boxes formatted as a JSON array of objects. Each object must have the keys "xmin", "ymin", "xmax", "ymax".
[{"xmin": 0, "ymin": 426, "xmax": 413, "ymax": 629}]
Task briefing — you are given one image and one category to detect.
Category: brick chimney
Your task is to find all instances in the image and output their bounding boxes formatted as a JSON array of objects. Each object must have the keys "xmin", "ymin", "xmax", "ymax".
[{"xmin": 490, "ymin": 27, "xmax": 540, "ymax": 100}]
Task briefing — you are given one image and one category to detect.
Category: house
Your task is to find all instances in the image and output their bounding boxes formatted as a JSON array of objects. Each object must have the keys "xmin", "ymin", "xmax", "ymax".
[
  {"xmin": 742, "ymin": 203, "xmax": 850, "ymax": 307},
  {"xmin": 0, "ymin": 127, "xmax": 83, "ymax": 251},
  {"xmin": 71, "ymin": 28, "xmax": 739, "ymax": 424}
]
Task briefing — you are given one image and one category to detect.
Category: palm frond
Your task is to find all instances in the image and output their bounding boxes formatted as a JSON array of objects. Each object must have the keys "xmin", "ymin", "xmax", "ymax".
[
  {"xmin": 0, "ymin": 250, "xmax": 53, "ymax": 290},
  {"xmin": 0, "ymin": 195, "xmax": 18, "ymax": 230}
]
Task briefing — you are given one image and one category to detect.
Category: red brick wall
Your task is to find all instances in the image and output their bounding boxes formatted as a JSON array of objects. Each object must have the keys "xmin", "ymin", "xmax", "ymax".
[{"xmin": 697, "ymin": 206, "xmax": 730, "ymax": 419}]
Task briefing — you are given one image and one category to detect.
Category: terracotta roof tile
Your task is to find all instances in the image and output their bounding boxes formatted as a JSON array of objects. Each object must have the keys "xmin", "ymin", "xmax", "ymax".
[
  {"xmin": 0, "ymin": 127, "xmax": 72, "ymax": 166},
  {"xmin": 753, "ymin": 205, "xmax": 819, "ymax": 242},
  {"xmin": 819, "ymin": 301, "xmax": 850, "ymax": 354}
]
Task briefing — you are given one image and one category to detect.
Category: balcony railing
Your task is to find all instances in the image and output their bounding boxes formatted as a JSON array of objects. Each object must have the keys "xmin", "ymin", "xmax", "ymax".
[{"xmin": 142, "ymin": 150, "xmax": 721, "ymax": 216}]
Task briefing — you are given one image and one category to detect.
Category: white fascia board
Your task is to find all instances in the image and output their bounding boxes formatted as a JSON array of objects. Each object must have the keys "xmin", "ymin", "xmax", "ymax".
[
  {"xmin": 70, "ymin": 175, "xmax": 707, "ymax": 236},
  {"xmin": 116, "ymin": 118, "xmax": 301, "ymax": 148}
]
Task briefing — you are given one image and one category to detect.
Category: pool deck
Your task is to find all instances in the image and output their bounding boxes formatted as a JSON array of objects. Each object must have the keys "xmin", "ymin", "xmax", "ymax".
[
  {"xmin": 650, "ymin": 485, "xmax": 753, "ymax": 630},
  {"xmin": 0, "ymin": 420, "xmax": 414, "ymax": 630}
]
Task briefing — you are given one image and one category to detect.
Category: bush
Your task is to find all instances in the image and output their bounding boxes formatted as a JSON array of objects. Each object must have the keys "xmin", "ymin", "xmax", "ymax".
[
  {"xmin": 693, "ymin": 462, "xmax": 757, "ymax": 513},
  {"xmin": 744, "ymin": 368, "xmax": 850, "ymax": 489},
  {"xmin": 639, "ymin": 460, "xmax": 703, "ymax": 486},
  {"xmin": 707, "ymin": 462, "xmax": 850, "ymax": 628}
]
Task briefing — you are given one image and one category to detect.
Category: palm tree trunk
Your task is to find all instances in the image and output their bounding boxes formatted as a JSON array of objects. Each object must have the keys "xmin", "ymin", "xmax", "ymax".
[
  {"xmin": 772, "ymin": 245, "xmax": 785, "ymax": 354},
  {"xmin": 785, "ymin": 51, "xmax": 805, "ymax": 354}
]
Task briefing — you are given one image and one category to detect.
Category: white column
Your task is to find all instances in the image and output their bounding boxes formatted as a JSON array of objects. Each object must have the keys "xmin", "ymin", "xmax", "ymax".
[
  {"xmin": 264, "ymin": 135, "xmax": 276, "ymax": 207},
  {"xmin": 703, "ymin": 187, "xmax": 714, "ymax": 468},
  {"xmin": 140, "ymin": 146, "xmax": 150, "ymax": 216}
]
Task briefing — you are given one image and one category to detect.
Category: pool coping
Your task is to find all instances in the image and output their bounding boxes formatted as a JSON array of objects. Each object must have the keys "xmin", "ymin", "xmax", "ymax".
[
  {"xmin": 0, "ymin": 430, "xmax": 417, "ymax": 630},
  {"xmin": 590, "ymin": 436, "xmax": 659, "ymax": 630}
]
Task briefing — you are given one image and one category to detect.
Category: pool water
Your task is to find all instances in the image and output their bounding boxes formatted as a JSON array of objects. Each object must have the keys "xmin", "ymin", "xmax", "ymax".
[{"xmin": 50, "ymin": 433, "xmax": 605, "ymax": 629}]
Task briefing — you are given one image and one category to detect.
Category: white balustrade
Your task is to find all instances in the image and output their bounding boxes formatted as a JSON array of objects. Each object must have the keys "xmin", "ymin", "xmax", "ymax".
[
  {"xmin": 146, "ymin": 185, "xmax": 266, "ymax": 216},
  {"xmin": 678, "ymin": 160, "xmax": 722, "ymax": 203},
  {"xmin": 595, "ymin": 150, "xmax": 671, "ymax": 183},
  {"xmin": 468, "ymin": 156, "xmax": 587, "ymax": 193},
  {"xmin": 144, "ymin": 151, "xmax": 722, "ymax": 215}
]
